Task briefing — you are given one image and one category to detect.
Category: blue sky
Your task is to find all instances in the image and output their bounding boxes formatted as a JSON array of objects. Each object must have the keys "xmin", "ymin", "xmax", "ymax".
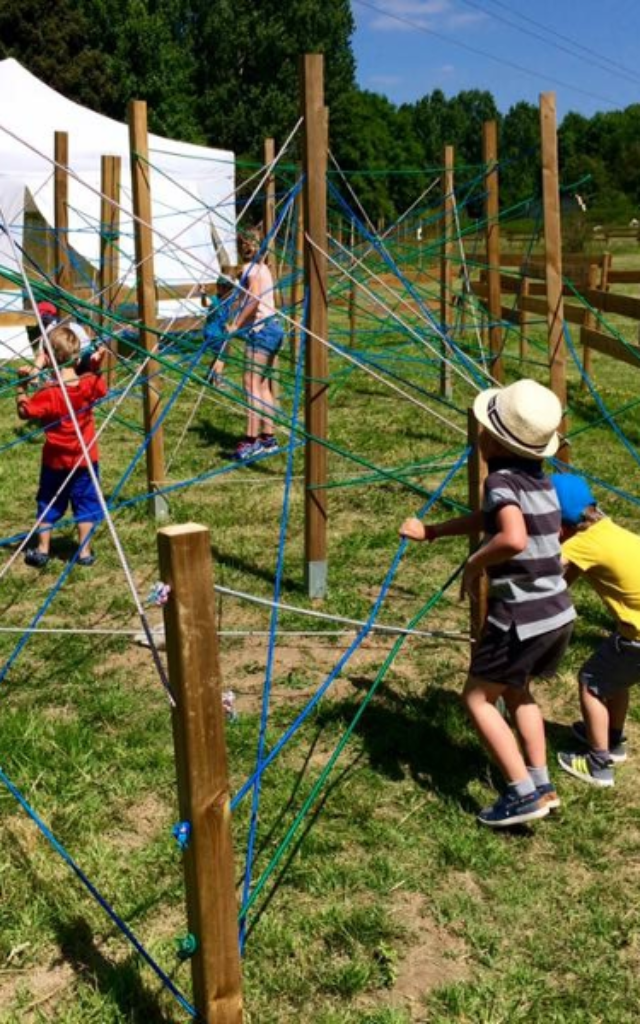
[{"xmin": 351, "ymin": 0, "xmax": 640, "ymax": 119}]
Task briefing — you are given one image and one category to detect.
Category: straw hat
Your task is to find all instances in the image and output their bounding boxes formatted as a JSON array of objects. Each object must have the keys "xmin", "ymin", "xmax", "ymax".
[{"xmin": 473, "ymin": 379, "xmax": 562, "ymax": 460}]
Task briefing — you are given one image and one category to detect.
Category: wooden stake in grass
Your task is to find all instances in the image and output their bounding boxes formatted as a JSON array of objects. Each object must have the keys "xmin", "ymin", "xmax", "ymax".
[
  {"xmin": 99, "ymin": 155, "xmax": 121, "ymax": 388},
  {"xmin": 158, "ymin": 523, "xmax": 243, "ymax": 1024},
  {"xmin": 540, "ymin": 92, "xmax": 569, "ymax": 462},
  {"xmin": 483, "ymin": 120, "xmax": 503, "ymax": 383},
  {"xmin": 440, "ymin": 144, "xmax": 454, "ymax": 399},
  {"xmin": 128, "ymin": 99, "xmax": 167, "ymax": 515},
  {"xmin": 468, "ymin": 410, "xmax": 488, "ymax": 641},
  {"xmin": 54, "ymin": 131, "xmax": 72, "ymax": 297},
  {"xmin": 301, "ymin": 54, "xmax": 329, "ymax": 599}
]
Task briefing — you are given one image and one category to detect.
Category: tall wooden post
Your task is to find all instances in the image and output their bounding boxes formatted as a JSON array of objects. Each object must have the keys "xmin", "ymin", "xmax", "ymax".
[
  {"xmin": 301, "ymin": 54, "xmax": 329, "ymax": 599},
  {"xmin": 128, "ymin": 99, "xmax": 167, "ymax": 515},
  {"xmin": 158, "ymin": 524, "xmax": 243, "ymax": 1024},
  {"xmin": 264, "ymin": 137, "xmax": 280, "ymax": 403},
  {"xmin": 440, "ymin": 144, "xmax": 454, "ymax": 399},
  {"xmin": 540, "ymin": 92, "xmax": 568, "ymax": 461},
  {"xmin": 519, "ymin": 276, "xmax": 530, "ymax": 363},
  {"xmin": 349, "ymin": 219, "xmax": 357, "ymax": 350},
  {"xmin": 54, "ymin": 131, "xmax": 72, "ymax": 297},
  {"xmin": 483, "ymin": 121, "xmax": 503, "ymax": 382},
  {"xmin": 290, "ymin": 187, "xmax": 304, "ymax": 368},
  {"xmin": 100, "ymin": 155, "xmax": 121, "ymax": 387},
  {"xmin": 581, "ymin": 262, "xmax": 599, "ymax": 388},
  {"xmin": 468, "ymin": 411, "xmax": 488, "ymax": 641}
]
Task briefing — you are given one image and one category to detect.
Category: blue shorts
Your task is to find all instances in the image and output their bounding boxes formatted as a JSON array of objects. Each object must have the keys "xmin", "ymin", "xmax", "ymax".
[
  {"xmin": 37, "ymin": 464, "xmax": 103, "ymax": 525},
  {"xmin": 246, "ymin": 316, "xmax": 284, "ymax": 356}
]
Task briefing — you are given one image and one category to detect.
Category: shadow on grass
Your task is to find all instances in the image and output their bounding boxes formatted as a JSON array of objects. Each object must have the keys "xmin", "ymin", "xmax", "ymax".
[
  {"xmin": 319, "ymin": 680, "xmax": 492, "ymax": 815},
  {"xmin": 54, "ymin": 917, "xmax": 176, "ymax": 1024}
]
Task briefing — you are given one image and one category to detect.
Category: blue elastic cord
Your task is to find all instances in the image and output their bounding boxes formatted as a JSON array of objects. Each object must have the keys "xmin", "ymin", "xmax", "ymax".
[
  {"xmin": 239, "ymin": 293, "xmax": 308, "ymax": 952},
  {"xmin": 0, "ymin": 765, "xmax": 196, "ymax": 1018},
  {"xmin": 232, "ymin": 445, "xmax": 471, "ymax": 814}
]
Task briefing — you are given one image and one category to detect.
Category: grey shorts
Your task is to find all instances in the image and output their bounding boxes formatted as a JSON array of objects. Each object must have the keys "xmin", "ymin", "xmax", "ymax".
[{"xmin": 579, "ymin": 633, "xmax": 640, "ymax": 697}]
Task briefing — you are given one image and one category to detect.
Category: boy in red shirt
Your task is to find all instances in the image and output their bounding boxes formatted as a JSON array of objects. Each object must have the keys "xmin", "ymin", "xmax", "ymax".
[{"xmin": 16, "ymin": 326, "xmax": 107, "ymax": 568}]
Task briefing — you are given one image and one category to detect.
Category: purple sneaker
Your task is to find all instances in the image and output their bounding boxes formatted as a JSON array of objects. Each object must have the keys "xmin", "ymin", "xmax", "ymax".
[{"xmin": 233, "ymin": 439, "xmax": 263, "ymax": 461}]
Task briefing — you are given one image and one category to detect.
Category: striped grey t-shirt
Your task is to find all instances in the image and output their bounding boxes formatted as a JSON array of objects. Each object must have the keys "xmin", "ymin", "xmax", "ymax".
[{"xmin": 482, "ymin": 458, "xmax": 575, "ymax": 640}]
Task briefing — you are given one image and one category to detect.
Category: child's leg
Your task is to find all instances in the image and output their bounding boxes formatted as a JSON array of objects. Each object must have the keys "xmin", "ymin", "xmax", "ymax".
[
  {"xmin": 257, "ymin": 355, "xmax": 278, "ymax": 435},
  {"xmin": 77, "ymin": 521, "xmax": 94, "ymax": 558},
  {"xmin": 243, "ymin": 348, "xmax": 262, "ymax": 438},
  {"xmin": 580, "ymin": 682, "xmax": 610, "ymax": 751},
  {"xmin": 606, "ymin": 688, "xmax": 630, "ymax": 736},
  {"xmin": 504, "ymin": 683, "xmax": 546, "ymax": 769},
  {"xmin": 70, "ymin": 465, "xmax": 102, "ymax": 560},
  {"xmin": 463, "ymin": 676, "xmax": 531, "ymax": 784},
  {"xmin": 35, "ymin": 466, "xmax": 68, "ymax": 554}
]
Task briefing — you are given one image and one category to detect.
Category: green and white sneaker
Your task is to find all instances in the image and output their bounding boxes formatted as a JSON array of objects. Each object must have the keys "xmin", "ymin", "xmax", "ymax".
[{"xmin": 557, "ymin": 751, "xmax": 614, "ymax": 788}]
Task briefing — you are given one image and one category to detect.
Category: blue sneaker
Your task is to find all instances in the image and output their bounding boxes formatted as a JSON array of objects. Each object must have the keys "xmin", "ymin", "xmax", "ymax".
[
  {"xmin": 233, "ymin": 439, "xmax": 263, "ymax": 461},
  {"xmin": 536, "ymin": 782, "xmax": 561, "ymax": 811},
  {"xmin": 478, "ymin": 789, "xmax": 549, "ymax": 828},
  {"xmin": 259, "ymin": 434, "xmax": 279, "ymax": 452}
]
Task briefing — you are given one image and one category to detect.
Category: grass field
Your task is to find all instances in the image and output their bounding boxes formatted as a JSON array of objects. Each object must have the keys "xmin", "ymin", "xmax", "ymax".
[{"xmin": 1, "ymin": 245, "xmax": 640, "ymax": 1023}]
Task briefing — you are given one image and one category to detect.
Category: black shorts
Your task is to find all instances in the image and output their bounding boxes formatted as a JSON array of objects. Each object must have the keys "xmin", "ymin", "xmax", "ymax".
[
  {"xmin": 469, "ymin": 621, "xmax": 573, "ymax": 690},
  {"xmin": 579, "ymin": 633, "xmax": 640, "ymax": 697}
]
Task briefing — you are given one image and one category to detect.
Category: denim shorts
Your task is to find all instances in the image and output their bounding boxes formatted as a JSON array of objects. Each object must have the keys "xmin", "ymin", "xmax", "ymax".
[
  {"xmin": 579, "ymin": 632, "xmax": 640, "ymax": 697},
  {"xmin": 246, "ymin": 316, "xmax": 284, "ymax": 356},
  {"xmin": 37, "ymin": 464, "xmax": 103, "ymax": 524}
]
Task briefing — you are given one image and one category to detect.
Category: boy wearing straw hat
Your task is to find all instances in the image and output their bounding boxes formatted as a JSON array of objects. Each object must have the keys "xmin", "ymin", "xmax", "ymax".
[
  {"xmin": 401, "ymin": 379, "xmax": 575, "ymax": 827},
  {"xmin": 552, "ymin": 473, "xmax": 640, "ymax": 787}
]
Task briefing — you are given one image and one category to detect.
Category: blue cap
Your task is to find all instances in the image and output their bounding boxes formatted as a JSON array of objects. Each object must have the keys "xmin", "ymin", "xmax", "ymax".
[{"xmin": 551, "ymin": 474, "xmax": 596, "ymax": 525}]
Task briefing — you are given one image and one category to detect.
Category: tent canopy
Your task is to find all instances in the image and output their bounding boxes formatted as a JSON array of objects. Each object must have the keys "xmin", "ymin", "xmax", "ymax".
[{"xmin": 0, "ymin": 58, "xmax": 237, "ymax": 288}]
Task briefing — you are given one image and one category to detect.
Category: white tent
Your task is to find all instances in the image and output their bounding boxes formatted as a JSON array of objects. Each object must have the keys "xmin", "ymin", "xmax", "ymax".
[{"xmin": 0, "ymin": 58, "xmax": 237, "ymax": 357}]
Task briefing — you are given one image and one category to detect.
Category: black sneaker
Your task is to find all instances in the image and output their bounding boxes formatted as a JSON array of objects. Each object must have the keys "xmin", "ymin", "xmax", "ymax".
[
  {"xmin": 571, "ymin": 720, "xmax": 627, "ymax": 764},
  {"xmin": 24, "ymin": 549, "xmax": 50, "ymax": 569},
  {"xmin": 478, "ymin": 789, "xmax": 549, "ymax": 828}
]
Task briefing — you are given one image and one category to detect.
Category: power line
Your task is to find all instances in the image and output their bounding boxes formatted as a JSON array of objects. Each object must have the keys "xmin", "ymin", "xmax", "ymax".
[
  {"xmin": 354, "ymin": 0, "xmax": 621, "ymax": 108},
  {"xmin": 479, "ymin": 0, "xmax": 640, "ymax": 87}
]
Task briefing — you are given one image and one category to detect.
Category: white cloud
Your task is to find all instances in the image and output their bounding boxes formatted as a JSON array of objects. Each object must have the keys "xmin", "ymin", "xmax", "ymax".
[
  {"xmin": 366, "ymin": 0, "xmax": 489, "ymax": 33},
  {"xmin": 447, "ymin": 10, "xmax": 489, "ymax": 28},
  {"xmin": 369, "ymin": 74, "xmax": 404, "ymax": 86},
  {"xmin": 368, "ymin": 0, "xmax": 451, "ymax": 31}
]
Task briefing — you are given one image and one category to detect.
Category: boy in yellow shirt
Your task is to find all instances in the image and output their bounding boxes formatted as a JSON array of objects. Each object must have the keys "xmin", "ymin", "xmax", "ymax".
[{"xmin": 553, "ymin": 474, "xmax": 640, "ymax": 787}]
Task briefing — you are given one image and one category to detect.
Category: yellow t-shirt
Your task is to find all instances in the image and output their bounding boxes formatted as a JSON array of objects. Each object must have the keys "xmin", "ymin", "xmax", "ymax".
[{"xmin": 562, "ymin": 517, "xmax": 640, "ymax": 640}]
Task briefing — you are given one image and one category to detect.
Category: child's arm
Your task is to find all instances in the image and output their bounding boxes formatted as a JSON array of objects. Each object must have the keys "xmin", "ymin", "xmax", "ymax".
[
  {"xmin": 228, "ymin": 269, "xmax": 260, "ymax": 332},
  {"xmin": 561, "ymin": 557, "xmax": 581, "ymax": 586},
  {"xmin": 16, "ymin": 366, "xmax": 34, "ymax": 420},
  {"xmin": 400, "ymin": 510, "xmax": 483, "ymax": 542},
  {"xmin": 462, "ymin": 504, "xmax": 527, "ymax": 596}
]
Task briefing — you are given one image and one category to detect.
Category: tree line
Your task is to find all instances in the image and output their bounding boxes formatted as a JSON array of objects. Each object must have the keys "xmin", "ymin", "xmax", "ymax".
[{"xmin": 1, "ymin": 0, "xmax": 638, "ymax": 224}]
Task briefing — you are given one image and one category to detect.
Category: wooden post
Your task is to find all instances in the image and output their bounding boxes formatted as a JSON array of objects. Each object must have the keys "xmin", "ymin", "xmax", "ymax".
[
  {"xmin": 54, "ymin": 131, "xmax": 72, "ymax": 296},
  {"xmin": 290, "ymin": 186, "xmax": 304, "ymax": 368},
  {"xmin": 540, "ymin": 92, "xmax": 569, "ymax": 462},
  {"xmin": 301, "ymin": 54, "xmax": 329, "ymax": 600},
  {"xmin": 263, "ymin": 138, "xmax": 277, "ymax": 271},
  {"xmin": 158, "ymin": 524, "xmax": 243, "ymax": 1024},
  {"xmin": 483, "ymin": 121, "xmax": 503, "ymax": 382},
  {"xmin": 468, "ymin": 410, "xmax": 488, "ymax": 641},
  {"xmin": 263, "ymin": 137, "xmax": 280, "ymax": 403},
  {"xmin": 581, "ymin": 262, "xmax": 599, "ymax": 388},
  {"xmin": 349, "ymin": 219, "xmax": 357, "ymax": 350},
  {"xmin": 100, "ymin": 155, "xmax": 121, "ymax": 387},
  {"xmin": 128, "ymin": 99, "xmax": 167, "ymax": 515},
  {"xmin": 440, "ymin": 144, "xmax": 454, "ymax": 399},
  {"xmin": 519, "ymin": 276, "xmax": 530, "ymax": 363}
]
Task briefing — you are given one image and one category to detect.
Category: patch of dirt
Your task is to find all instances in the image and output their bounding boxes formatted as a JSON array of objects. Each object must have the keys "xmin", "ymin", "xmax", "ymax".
[
  {"xmin": 0, "ymin": 960, "xmax": 74, "ymax": 1020},
  {"xmin": 110, "ymin": 792, "xmax": 171, "ymax": 853},
  {"xmin": 366, "ymin": 890, "xmax": 472, "ymax": 1020}
]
